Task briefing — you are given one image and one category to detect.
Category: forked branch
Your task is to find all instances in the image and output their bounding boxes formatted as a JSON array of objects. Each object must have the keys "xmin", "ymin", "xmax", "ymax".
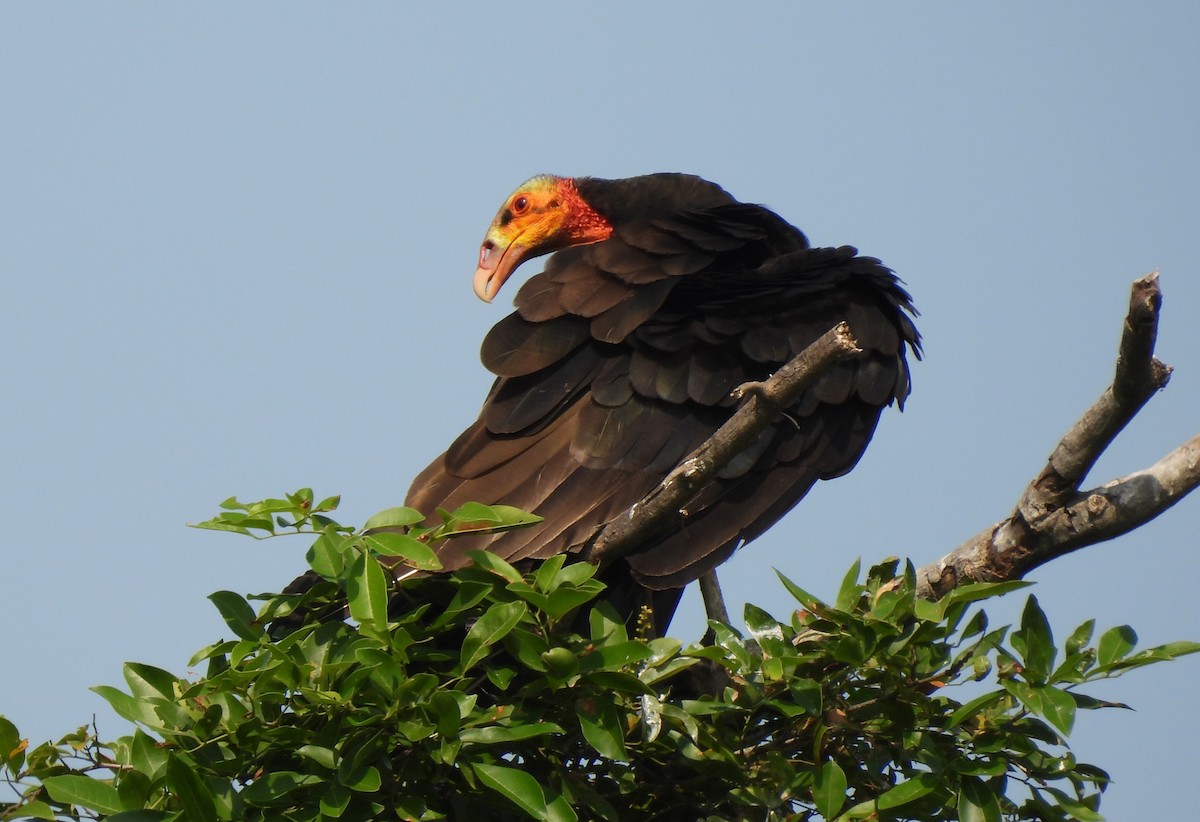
[
  {"xmin": 915, "ymin": 273, "xmax": 1198, "ymax": 597},
  {"xmin": 585, "ymin": 273, "xmax": 1198, "ymax": 606}
]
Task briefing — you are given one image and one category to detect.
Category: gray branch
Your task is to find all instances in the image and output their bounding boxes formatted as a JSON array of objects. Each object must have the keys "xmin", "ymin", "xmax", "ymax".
[
  {"xmin": 915, "ymin": 273, "xmax": 1199, "ymax": 598},
  {"xmin": 579, "ymin": 273, "xmax": 1196, "ymax": 607},
  {"xmin": 584, "ymin": 322, "xmax": 862, "ymax": 567}
]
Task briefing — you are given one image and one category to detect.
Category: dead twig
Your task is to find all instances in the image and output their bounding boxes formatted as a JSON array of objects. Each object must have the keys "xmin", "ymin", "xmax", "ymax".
[{"xmin": 916, "ymin": 273, "xmax": 1197, "ymax": 598}]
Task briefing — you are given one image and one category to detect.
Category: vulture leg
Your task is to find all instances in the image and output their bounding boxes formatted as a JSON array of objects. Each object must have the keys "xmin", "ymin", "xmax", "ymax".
[{"xmin": 698, "ymin": 569, "xmax": 731, "ymax": 637}]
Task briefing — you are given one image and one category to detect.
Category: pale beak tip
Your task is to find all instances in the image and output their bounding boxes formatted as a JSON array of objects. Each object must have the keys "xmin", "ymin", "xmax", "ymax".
[{"xmin": 472, "ymin": 269, "xmax": 496, "ymax": 302}]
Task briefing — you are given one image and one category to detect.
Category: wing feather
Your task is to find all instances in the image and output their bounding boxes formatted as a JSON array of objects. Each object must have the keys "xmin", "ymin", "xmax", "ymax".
[{"xmin": 481, "ymin": 313, "xmax": 589, "ymax": 377}]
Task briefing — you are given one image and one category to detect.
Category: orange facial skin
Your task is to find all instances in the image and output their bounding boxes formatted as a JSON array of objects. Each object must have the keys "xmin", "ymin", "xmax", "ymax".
[{"xmin": 473, "ymin": 176, "xmax": 614, "ymax": 302}]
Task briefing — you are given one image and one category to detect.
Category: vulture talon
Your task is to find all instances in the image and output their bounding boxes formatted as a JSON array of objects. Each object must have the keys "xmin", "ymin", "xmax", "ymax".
[
  {"xmin": 731, "ymin": 379, "xmax": 770, "ymax": 403},
  {"xmin": 665, "ymin": 457, "xmax": 707, "ymax": 487}
]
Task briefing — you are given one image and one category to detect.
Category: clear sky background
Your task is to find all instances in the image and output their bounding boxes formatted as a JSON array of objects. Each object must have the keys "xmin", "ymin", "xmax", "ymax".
[{"xmin": 3, "ymin": 4, "xmax": 1198, "ymax": 817}]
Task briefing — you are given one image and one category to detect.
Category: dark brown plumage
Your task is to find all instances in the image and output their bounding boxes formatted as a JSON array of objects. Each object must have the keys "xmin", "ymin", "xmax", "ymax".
[{"xmin": 398, "ymin": 173, "xmax": 919, "ymax": 627}]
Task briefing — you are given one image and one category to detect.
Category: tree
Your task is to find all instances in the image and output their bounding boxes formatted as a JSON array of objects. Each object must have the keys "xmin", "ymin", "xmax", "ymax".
[{"xmin": 2, "ymin": 276, "xmax": 1196, "ymax": 821}]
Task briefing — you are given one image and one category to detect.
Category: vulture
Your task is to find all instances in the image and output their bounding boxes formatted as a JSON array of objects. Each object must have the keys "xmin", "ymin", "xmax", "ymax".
[{"xmin": 391, "ymin": 173, "xmax": 920, "ymax": 630}]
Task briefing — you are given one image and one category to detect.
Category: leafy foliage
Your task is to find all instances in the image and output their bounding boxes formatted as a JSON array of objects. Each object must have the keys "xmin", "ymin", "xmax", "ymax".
[{"xmin": 3, "ymin": 492, "xmax": 1197, "ymax": 821}]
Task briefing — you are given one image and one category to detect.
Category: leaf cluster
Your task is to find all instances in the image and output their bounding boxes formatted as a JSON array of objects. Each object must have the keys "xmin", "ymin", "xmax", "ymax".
[{"xmin": 2, "ymin": 492, "xmax": 1196, "ymax": 821}]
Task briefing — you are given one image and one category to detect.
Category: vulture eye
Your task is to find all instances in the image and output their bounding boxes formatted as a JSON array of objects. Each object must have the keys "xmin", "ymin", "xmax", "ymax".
[{"xmin": 512, "ymin": 195, "xmax": 530, "ymax": 214}]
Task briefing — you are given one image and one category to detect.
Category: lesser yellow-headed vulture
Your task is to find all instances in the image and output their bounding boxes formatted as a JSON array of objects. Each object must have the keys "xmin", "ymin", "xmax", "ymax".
[{"xmin": 398, "ymin": 173, "xmax": 919, "ymax": 627}]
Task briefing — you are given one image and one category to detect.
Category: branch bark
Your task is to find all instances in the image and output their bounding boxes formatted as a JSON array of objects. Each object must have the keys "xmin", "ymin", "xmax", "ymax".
[
  {"xmin": 584, "ymin": 322, "xmax": 862, "ymax": 567},
  {"xmin": 915, "ymin": 273, "xmax": 1198, "ymax": 598},
  {"xmin": 581, "ymin": 272, "xmax": 1198, "ymax": 606}
]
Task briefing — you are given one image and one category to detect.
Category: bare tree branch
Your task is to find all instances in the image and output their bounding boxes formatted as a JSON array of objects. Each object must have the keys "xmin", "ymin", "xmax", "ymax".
[
  {"xmin": 584, "ymin": 322, "xmax": 862, "ymax": 567},
  {"xmin": 915, "ymin": 434, "xmax": 1200, "ymax": 598},
  {"xmin": 1017, "ymin": 272, "xmax": 1171, "ymax": 519},
  {"xmin": 580, "ymin": 272, "xmax": 1197, "ymax": 609},
  {"xmin": 915, "ymin": 273, "xmax": 1197, "ymax": 598}
]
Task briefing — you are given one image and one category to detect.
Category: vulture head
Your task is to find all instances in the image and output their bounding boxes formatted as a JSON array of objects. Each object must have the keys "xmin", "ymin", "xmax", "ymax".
[{"xmin": 473, "ymin": 175, "xmax": 614, "ymax": 302}]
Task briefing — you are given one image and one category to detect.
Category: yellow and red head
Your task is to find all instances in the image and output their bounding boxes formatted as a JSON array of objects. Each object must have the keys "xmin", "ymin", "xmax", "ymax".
[{"xmin": 473, "ymin": 175, "xmax": 614, "ymax": 302}]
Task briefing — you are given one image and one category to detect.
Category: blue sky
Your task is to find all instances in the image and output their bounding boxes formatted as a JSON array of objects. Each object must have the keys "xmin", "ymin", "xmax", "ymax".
[{"xmin": 2, "ymin": 4, "xmax": 1198, "ymax": 817}]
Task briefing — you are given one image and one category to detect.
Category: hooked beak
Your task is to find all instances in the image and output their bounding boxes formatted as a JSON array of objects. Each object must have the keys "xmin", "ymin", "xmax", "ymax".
[{"xmin": 473, "ymin": 235, "xmax": 532, "ymax": 302}]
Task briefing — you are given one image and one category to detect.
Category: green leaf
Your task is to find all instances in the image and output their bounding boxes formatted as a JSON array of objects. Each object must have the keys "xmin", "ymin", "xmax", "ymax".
[
  {"xmin": 578, "ymin": 640, "xmax": 653, "ymax": 671},
  {"xmin": 1152, "ymin": 639, "xmax": 1200, "ymax": 658},
  {"xmin": 1041, "ymin": 786, "xmax": 1105, "ymax": 821},
  {"xmin": 957, "ymin": 775, "xmax": 1001, "ymax": 822},
  {"xmin": 308, "ymin": 528, "xmax": 348, "ymax": 578},
  {"xmin": 459, "ymin": 722, "xmax": 566, "ymax": 745},
  {"xmin": 589, "ymin": 601, "xmax": 628, "ymax": 644},
  {"xmin": 363, "ymin": 506, "xmax": 425, "ymax": 530},
  {"xmin": 296, "ymin": 744, "xmax": 338, "ymax": 769},
  {"xmin": 165, "ymin": 756, "xmax": 217, "ymax": 822},
  {"xmin": 506, "ymin": 580, "xmax": 549, "ymax": 611},
  {"xmin": 449, "ymin": 501, "xmax": 505, "ymax": 523},
  {"xmin": 576, "ymin": 695, "xmax": 629, "ymax": 760},
  {"xmin": 114, "ymin": 765, "xmax": 151, "ymax": 809},
  {"xmin": 835, "ymin": 558, "xmax": 863, "ymax": 611},
  {"xmin": 123, "ymin": 662, "xmax": 178, "ymax": 701},
  {"xmin": 877, "ymin": 772, "xmax": 940, "ymax": 810},
  {"xmin": 467, "ymin": 549, "xmax": 524, "ymax": 583},
  {"xmin": 743, "ymin": 603, "xmax": 783, "ymax": 643},
  {"xmin": 42, "ymin": 775, "xmax": 124, "ymax": 815},
  {"xmin": 0, "ymin": 715, "xmax": 20, "ymax": 769},
  {"xmin": 1097, "ymin": 624, "xmax": 1137, "ymax": 667},
  {"xmin": 545, "ymin": 581, "xmax": 606, "ymax": 618},
  {"xmin": 775, "ymin": 569, "xmax": 825, "ymax": 611},
  {"xmin": 439, "ymin": 503, "xmax": 541, "ymax": 538},
  {"xmin": 959, "ymin": 609, "xmax": 989, "ymax": 640},
  {"xmin": 91, "ymin": 685, "xmax": 164, "ymax": 731},
  {"xmin": 1066, "ymin": 619, "xmax": 1095, "ymax": 655},
  {"xmin": 948, "ymin": 690, "xmax": 1006, "ymax": 727},
  {"xmin": 486, "ymin": 665, "xmax": 517, "ymax": 689},
  {"xmin": 787, "ymin": 678, "xmax": 823, "ymax": 716},
  {"xmin": 314, "ymin": 494, "xmax": 341, "ymax": 512},
  {"xmin": 346, "ymin": 550, "xmax": 389, "ymax": 629},
  {"xmin": 943, "ymin": 579, "xmax": 1032, "ymax": 608},
  {"xmin": 362, "ymin": 532, "xmax": 442, "ymax": 570},
  {"xmin": 319, "ymin": 784, "xmax": 351, "ymax": 817},
  {"xmin": 104, "ymin": 812, "xmax": 173, "ymax": 822},
  {"xmin": 1036, "ymin": 684, "xmax": 1077, "ymax": 735},
  {"xmin": 1013, "ymin": 595, "xmax": 1056, "ymax": 683},
  {"xmin": 814, "ymin": 760, "xmax": 848, "ymax": 820},
  {"xmin": 241, "ymin": 771, "xmax": 324, "ymax": 805},
  {"xmin": 460, "ymin": 600, "xmax": 527, "ymax": 672},
  {"xmin": 430, "ymin": 580, "xmax": 495, "ymax": 627},
  {"xmin": 836, "ymin": 798, "xmax": 882, "ymax": 821},
  {"xmin": 533, "ymin": 553, "xmax": 568, "ymax": 591},
  {"xmin": 189, "ymin": 518, "xmax": 252, "ymax": 536},
  {"xmin": 541, "ymin": 646, "xmax": 580, "ymax": 680},
  {"xmin": 1070, "ymin": 690, "xmax": 1131, "ymax": 711},
  {"xmin": 8, "ymin": 799, "xmax": 57, "ymax": 820},
  {"xmin": 342, "ymin": 764, "xmax": 381, "ymax": 792},
  {"xmin": 544, "ymin": 793, "xmax": 580, "ymax": 822},
  {"xmin": 450, "ymin": 502, "xmax": 542, "ymax": 530},
  {"xmin": 208, "ymin": 590, "xmax": 263, "ymax": 641},
  {"xmin": 553, "ymin": 561, "xmax": 598, "ymax": 587},
  {"xmin": 129, "ymin": 729, "xmax": 169, "ymax": 778},
  {"xmin": 489, "ymin": 504, "xmax": 544, "ymax": 528},
  {"xmin": 430, "ymin": 690, "xmax": 462, "ymax": 742},
  {"xmin": 475, "ymin": 763, "xmax": 551, "ymax": 820}
]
